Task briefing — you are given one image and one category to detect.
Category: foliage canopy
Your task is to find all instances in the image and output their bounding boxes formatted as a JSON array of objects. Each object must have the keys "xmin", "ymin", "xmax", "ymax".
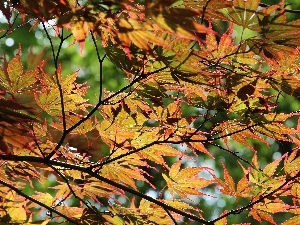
[{"xmin": 0, "ymin": 0, "xmax": 300, "ymax": 224}]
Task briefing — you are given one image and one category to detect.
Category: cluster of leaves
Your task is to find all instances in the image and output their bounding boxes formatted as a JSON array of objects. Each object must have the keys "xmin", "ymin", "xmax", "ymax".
[{"xmin": 0, "ymin": 0, "xmax": 299, "ymax": 224}]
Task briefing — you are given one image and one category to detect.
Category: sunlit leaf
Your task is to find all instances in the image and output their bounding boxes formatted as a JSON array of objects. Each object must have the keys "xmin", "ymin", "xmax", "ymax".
[
  {"xmin": 283, "ymin": 215, "xmax": 300, "ymax": 225},
  {"xmin": 225, "ymin": 0, "xmax": 260, "ymax": 30},
  {"xmin": 284, "ymin": 148, "xmax": 300, "ymax": 177},
  {"xmin": 7, "ymin": 206, "xmax": 27, "ymax": 223},
  {"xmin": 0, "ymin": 54, "xmax": 38, "ymax": 94},
  {"xmin": 163, "ymin": 161, "xmax": 213, "ymax": 198},
  {"xmin": 27, "ymin": 192, "xmax": 54, "ymax": 208},
  {"xmin": 35, "ymin": 66, "xmax": 89, "ymax": 116},
  {"xmin": 138, "ymin": 144, "xmax": 180, "ymax": 166}
]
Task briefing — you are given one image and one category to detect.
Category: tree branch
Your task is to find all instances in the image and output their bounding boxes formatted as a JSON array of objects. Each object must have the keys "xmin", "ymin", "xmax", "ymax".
[
  {"xmin": 0, "ymin": 179, "xmax": 79, "ymax": 224},
  {"xmin": 0, "ymin": 154, "xmax": 208, "ymax": 224},
  {"xmin": 209, "ymin": 171, "xmax": 300, "ymax": 224}
]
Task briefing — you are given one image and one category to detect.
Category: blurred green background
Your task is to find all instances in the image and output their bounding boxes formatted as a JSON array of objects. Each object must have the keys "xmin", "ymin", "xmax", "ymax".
[{"xmin": 0, "ymin": 0, "xmax": 299, "ymax": 224}]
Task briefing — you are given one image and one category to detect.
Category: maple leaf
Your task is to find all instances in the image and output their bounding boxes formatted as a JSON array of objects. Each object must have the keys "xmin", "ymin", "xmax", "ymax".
[
  {"xmin": 254, "ymin": 120, "xmax": 296, "ymax": 142},
  {"xmin": 99, "ymin": 148, "xmax": 151, "ymax": 190},
  {"xmin": 283, "ymin": 215, "xmax": 300, "ymax": 225},
  {"xmin": 162, "ymin": 199, "xmax": 200, "ymax": 214},
  {"xmin": 249, "ymin": 199, "xmax": 291, "ymax": 224},
  {"xmin": 0, "ymin": 190, "xmax": 27, "ymax": 223},
  {"xmin": 51, "ymin": 113, "xmax": 94, "ymax": 134},
  {"xmin": 182, "ymin": 0, "xmax": 230, "ymax": 21},
  {"xmin": 13, "ymin": 0, "xmax": 72, "ymax": 22},
  {"xmin": 162, "ymin": 161, "xmax": 213, "ymax": 199},
  {"xmin": 291, "ymin": 183, "xmax": 300, "ymax": 199},
  {"xmin": 210, "ymin": 162, "xmax": 236, "ymax": 196},
  {"xmin": 35, "ymin": 65, "xmax": 89, "ymax": 116},
  {"xmin": 247, "ymin": 5, "xmax": 300, "ymax": 59},
  {"xmin": 7, "ymin": 206, "xmax": 27, "ymax": 223},
  {"xmin": 138, "ymin": 199, "xmax": 181, "ymax": 224},
  {"xmin": 27, "ymin": 192, "xmax": 54, "ymax": 208},
  {"xmin": 187, "ymin": 137, "xmax": 214, "ymax": 159},
  {"xmin": 213, "ymin": 120, "xmax": 268, "ymax": 151},
  {"xmin": 97, "ymin": 119, "xmax": 135, "ymax": 148},
  {"xmin": 56, "ymin": 206, "xmax": 85, "ymax": 220},
  {"xmin": 104, "ymin": 199, "xmax": 181, "ymax": 225},
  {"xmin": 246, "ymin": 154, "xmax": 287, "ymax": 199},
  {"xmin": 105, "ymin": 43, "xmax": 145, "ymax": 76},
  {"xmin": 263, "ymin": 49, "xmax": 300, "ymax": 98},
  {"xmin": 117, "ymin": 18, "xmax": 167, "ymax": 52},
  {"xmin": 145, "ymin": 5, "xmax": 212, "ymax": 40},
  {"xmin": 2, "ymin": 1, "xmax": 300, "ymax": 224},
  {"xmin": 224, "ymin": 0, "xmax": 260, "ymax": 30},
  {"xmin": 284, "ymin": 148, "xmax": 300, "ymax": 177},
  {"xmin": 204, "ymin": 26, "xmax": 238, "ymax": 61},
  {"xmin": 236, "ymin": 175, "xmax": 253, "ymax": 198},
  {"xmin": 137, "ymin": 144, "xmax": 180, "ymax": 167},
  {"xmin": 0, "ymin": 53, "xmax": 38, "ymax": 94}
]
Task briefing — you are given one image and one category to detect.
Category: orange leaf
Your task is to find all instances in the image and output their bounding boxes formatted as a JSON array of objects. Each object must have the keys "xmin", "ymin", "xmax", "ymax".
[
  {"xmin": 138, "ymin": 144, "xmax": 180, "ymax": 166},
  {"xmin": 100, "ymin": 149, "xmax": 150, "ymax": 190},
  {"xmin": 188, "ymin": 141, "xmax": 214, "ymax": 159},
  {"xmin": 249, "ymin": 199, "xmax": 290, "ymax": 224},
  {"xmin": 35, "ymin": 66, "xmax": 88, "ymax": 116},
  {"xmin": 211, "ymin": 162, "xmax": 236, "ymax": 196},
  {"xmin": 163, "ymin": 161, "xmax": 213, "ymax": 198},
  {"xmin": 236, "ymin": 175, "xmax": 252, "ymax": 197}
]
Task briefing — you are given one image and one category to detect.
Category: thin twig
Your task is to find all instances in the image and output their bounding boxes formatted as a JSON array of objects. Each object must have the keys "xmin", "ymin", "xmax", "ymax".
[
  {"xmin": 0, "ymin": 178, "xmax": 79, "ymax": 224},
  {"xmin": 0, "ymin": 154, "xmax": 208, "ymax": 224},
  {"xmin": 209, "ymin": 171, "xmax": 300, "ymax": 223},
  {"xmin": 50, "ymin": 165, "xmax": 106, "ymax": 224}
]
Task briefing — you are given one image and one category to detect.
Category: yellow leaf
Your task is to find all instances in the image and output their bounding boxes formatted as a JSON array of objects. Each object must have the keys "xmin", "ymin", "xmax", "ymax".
[
  {"xmin": 163, "ymin": 161, "xmax": 213, "ymax": 198},
  {"xmin": 28, "ymin": 192, "xmax": 54, "ymax": 208},
  {"xmin": 52, "ymin": 113, "xmax": 94, "ymax": 134},
  {"xmin": 284, "ymin": 148, "xmax": 300, "ymax": 177},
  {"xmin": 225, "ymin": 0, "xmax": 260, "ymax": 30},
  {"xmin": 255, "ymin": 123, "xmax": 295, "ymax": 141},
  {"xmin": 283, "ymin": 216, "xmax": 300, "ymax": 225},
  {"xmin": 138, "ymin": 144, "xmax": 180, "ymax": 166},
  {"xmin": 102, "ymin": 214, "xmax": 124, "ymax": 225},
  {"xmin": 131, "ymin": 129, "xmax": 161, "ymax": 148},
  {"xmin": 254, "ymin": 200, "xmax": 290, "ymax": 214},
  {"xmin": 215, "ymin": 214, "xmax": 227, "ymax": 225},
  {"xmin": 139, "ymin": 199, "xmax": 179, "ymax": 223},
  {"xmin": 36, "ymin": 66, "xmax": 88, "ymax": 116},
  {"xmin": 291, "ymin": 183, "xmax": 300, "ymax": 198},
  {"xmin": 97, "ymin": 119, "xmax": 135, "ymax": 146},
  {"xmin": 7, "ymin": 55, "xmax": 23, "ymax": 82},
  {"xmin": 33, "ymin": 121, "xmax": 47, "ymax": 137},
  {"xmin": 8, "ymin": 206, "xmax": 27, "ymax": 223},
  {"xmin": 162, "ymin": 199, "xmax": 195, "ymax": 211},
  {"xmin": 100, "ymin": 149, "xmax": 149, "ymax": 190},
  {"xmin": 211, "ymin": 162, "xmax": 236, "ymax": 196},
  {"xmin": 0, "ymin": 54, "xmax": 37, "ymax": 93},
  {"xmin": 263, "ymin": 154, "xmax": 284, "ymax": 177},
  {"xmin": 249, "ymin": 209, "xmax": 275, "ymax": 224},
  {"xmin": 71, "ymin": 20, "xmax": 89, "ymax": 43},
  {"xmin": 214, "ymin": 121, "xmax": 269, "ymax": 151}
]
